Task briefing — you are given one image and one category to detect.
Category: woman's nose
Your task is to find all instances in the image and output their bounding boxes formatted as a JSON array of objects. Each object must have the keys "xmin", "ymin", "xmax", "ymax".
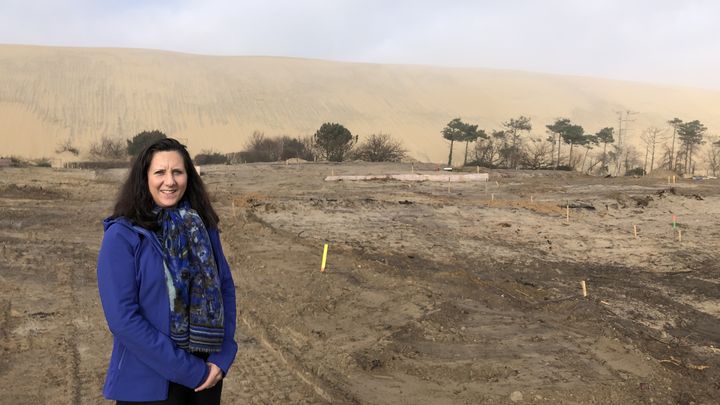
[{"xmin": 164, "ymin": 173, "xmax": 176, "ymax": 185}]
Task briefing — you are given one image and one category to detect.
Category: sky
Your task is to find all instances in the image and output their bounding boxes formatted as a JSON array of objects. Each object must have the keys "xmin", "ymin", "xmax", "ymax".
[{"xmin": 1, "ymin": 0, "xmax": 719, "ymax": 89}]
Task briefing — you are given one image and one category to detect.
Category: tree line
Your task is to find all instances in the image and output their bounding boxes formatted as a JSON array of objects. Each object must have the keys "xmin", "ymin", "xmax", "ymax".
[
  {"xmin": 59, "ymin": 116, "xmax": 717, "ymax": 176},
  {"xmin": 199, "ymin": 123, "xmax": 407, "ymax": 164},
  {"xmin": 73, "ymin": 124, "xmax": 407, "ymax": 165},
  {"xmin": 442, "ymin": 116, "xmax": 715, "ymax": 176}
]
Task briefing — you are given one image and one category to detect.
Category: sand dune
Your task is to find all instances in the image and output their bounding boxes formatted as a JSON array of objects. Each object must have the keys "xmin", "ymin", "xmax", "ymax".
[{"xmin": 1, "ymin": 44, "xmax": 719, "ymax": 162}]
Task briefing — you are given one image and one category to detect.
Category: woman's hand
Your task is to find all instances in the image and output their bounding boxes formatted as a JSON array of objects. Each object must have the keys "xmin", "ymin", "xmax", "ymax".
[{"xmin": 195, "ymin": 362, "xmax": 223, "ymax": 392}]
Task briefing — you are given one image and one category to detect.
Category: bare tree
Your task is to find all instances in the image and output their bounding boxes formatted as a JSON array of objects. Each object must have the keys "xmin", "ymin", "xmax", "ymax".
[
  {"xmin": 610, "ymin": 144, "xmax": 641, "ymax": 176},
  {"xmin": 55, "ymin": 138, "xmax": 80, "ymax": 156},
  {"xmin": 244, "ymin": 131, "xmax": 281, "ymax": 162},
  {"xmin": 89, "ymin": 136, "xmax": 126, "ymax": 160},
  {"xmin": 474, "ymin": 130, "xmax": 505, "ymax": 167},
  {"xmin": 608, "ymin": 146, "xmax": 621, "ymax": 175},
  {"xmin": 521, "ymin": 136, "xmax": 554, "ymax": 169},
  {"xmin": 585, "ymin": 153, "xmax": 604, "ymax": 175},
  {"xmin": 568, "ymin": 150, "xmax": 583, "ymax": 170},
  {"xmin": 705, "ymin": 136, "xmax": 720, "ymax": 177},
  {"xmin": 639, "ymin": 127, "xmax": 667, "ymax": 175}
]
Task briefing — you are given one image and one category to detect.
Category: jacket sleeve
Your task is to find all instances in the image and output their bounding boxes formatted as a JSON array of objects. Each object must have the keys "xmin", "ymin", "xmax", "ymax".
[
  {"xmin": 97, "ymin": 224, "xmax": 209, "ymax": 389},
  {"xmin": 207, "ymin": 228, "xmax": 238, "ymax": 375}
]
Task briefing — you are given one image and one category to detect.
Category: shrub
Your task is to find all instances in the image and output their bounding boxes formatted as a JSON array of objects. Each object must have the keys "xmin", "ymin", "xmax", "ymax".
[
  {"xmin": 229, "ymin": 132, "xmax": 315, "ymax": 163},
  {"xmin": 351, "ymin": 133, "xmax": 407, "ymax": 162},
  {"xmin": 625, "ymin": 167, "xmax": 646, "ymax": 176},
  {"xmin": 34, "ymin": 158, "xmax": 52, "ymax": 167},
  {"xmin": 194, "ymin": 151, "xmax": 228, "ymax": 165},
  {"xmin": 9, "ymin": 157, "xmax": 27, "ymax": 167},
  {"xmin": 277, "ymin": 135, "xmax": 315, "ymax": 161}
]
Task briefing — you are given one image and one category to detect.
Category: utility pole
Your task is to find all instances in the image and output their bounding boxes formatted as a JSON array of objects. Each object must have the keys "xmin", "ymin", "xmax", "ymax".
[
  {"xmin": 614, "ymin": 110, "xmax": 638, "ymax": 175},
  {"xmin": 615, "ymin": 110, "xmax": 638, "ymax": 146}
]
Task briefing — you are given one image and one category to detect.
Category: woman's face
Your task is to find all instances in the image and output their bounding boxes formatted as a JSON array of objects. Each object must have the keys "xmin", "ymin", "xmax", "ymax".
[{"xmin": 147, "ymin": 151, "xmax": 188, "ymax": 208}]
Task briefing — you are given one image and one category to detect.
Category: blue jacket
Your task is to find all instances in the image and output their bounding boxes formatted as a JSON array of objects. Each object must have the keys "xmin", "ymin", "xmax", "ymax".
[{"xmin": 97, "ymin": 216, "xmax": 238, "ymax": 401}]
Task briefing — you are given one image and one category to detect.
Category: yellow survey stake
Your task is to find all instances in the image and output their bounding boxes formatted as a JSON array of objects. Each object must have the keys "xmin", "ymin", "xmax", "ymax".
[{"xmin": 321, "ymin": 243, "xmax": 329, "ymax": 272}]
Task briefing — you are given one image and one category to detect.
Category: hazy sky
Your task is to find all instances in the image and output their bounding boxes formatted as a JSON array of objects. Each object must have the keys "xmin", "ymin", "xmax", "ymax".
[{"xmin": 1, "ymin": 0, "xmax": 718, "ymax": 89}]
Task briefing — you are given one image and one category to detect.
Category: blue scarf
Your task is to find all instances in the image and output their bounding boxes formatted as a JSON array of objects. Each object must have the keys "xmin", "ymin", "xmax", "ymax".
[{"xmin": 156, "ymin": 200, "xmax": 224, "ymax": 353}]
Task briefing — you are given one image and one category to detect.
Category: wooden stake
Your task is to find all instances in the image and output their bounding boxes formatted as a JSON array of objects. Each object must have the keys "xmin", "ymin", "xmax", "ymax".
[
  {"xmin": 581, "ymin": 280, "xmax": 587, "ymax": 297},
  {"xmin": 678, "ymin": 229, "xmax": 682, "ymax": 242},
  {"xmin": 672, "ymin": 175, "xmax": 676, "ymax": 184},
  {"xmin": 476, "ymin": 166, "xmax": 480, "ymax": 173},
  {"xmin": 633, "ymin": 224, "xmax": 638, "ymax": 239},
  {"xmin": 320, "ymin": 243, "xmax": 329, "ymax": 272},
  {"xmin": 232, "ymin": 201, "xmax": 236, "ymax": 218},
  {"xmin": 491, "ymin": 193, "xmax": 494, "ymax": 201},
  {"xmin": 566, "ymin": 205, "xmax": 570, "ymax": 222},
  {"xmin": 530, "ymin": 195, "xmax": 534, "ymax": 203},
  {"xmin": 411, "ymin": 163, "xmax": 415, "ymax": 173},
  {"xmin": 331, "ymin": 168, "xmax": 334, "ymax": 176}
]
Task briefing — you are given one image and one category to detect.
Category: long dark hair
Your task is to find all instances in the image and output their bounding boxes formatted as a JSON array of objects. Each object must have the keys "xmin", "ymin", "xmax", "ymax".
[{"xmin": 112, "ymin": 138, "xmax": 219, "ymax": 230}]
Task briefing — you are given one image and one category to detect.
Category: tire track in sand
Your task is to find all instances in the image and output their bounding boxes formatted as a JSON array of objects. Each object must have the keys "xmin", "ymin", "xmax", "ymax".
[
  {"xmin": 54, "ymin": 238, "xmax": 83, "ymax": 405},
  {"xmin": 222, "ymin": 324, "xmax": 331, "ymax": 404}
]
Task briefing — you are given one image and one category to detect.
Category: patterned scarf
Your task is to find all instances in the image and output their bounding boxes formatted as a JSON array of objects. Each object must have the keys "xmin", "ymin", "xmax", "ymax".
[{"xmin": 156, "ymin": 200, "xmax": 224, "ymax": 353}]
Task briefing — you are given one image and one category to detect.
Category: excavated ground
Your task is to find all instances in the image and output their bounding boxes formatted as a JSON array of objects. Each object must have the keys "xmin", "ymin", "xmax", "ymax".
[{"xmin": 1, "ymin": 162, "xmax": 718, "ymax": 404}]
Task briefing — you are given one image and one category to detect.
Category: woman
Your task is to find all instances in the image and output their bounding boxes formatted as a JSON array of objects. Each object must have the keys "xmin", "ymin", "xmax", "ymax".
[{"xmin": 97, "ymin": 138, "xmax": 237, "ymax": 404}]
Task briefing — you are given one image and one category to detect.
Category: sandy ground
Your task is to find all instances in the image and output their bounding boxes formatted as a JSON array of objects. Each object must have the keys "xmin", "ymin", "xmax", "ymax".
[
  {"xmin": 1, "ymin": 162, "xmax": 719, "ymax": 404},
  {"xmin": 4, "ymin": 44, "xmax": 720, "ymax": 162}
]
